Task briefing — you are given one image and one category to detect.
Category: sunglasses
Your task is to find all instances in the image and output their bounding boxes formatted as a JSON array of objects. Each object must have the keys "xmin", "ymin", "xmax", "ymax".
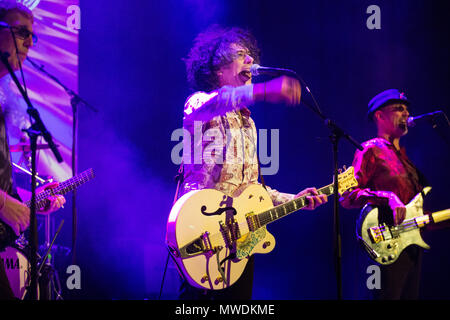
[{"xmin": 10, "ymin": 26, "xmax": 38, "ymax": 45}]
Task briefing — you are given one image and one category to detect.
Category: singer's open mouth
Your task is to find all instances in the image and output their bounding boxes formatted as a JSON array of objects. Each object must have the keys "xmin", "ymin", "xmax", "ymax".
[{"xmin": 239, "ymin": 70, "xmax": 251, "ymax": 81}]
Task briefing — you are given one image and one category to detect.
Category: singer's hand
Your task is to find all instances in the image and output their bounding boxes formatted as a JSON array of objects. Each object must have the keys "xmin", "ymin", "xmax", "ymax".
[
  {"xmin": 295, "ymin": 187, "xmax": 328, "ymax": 210},
  {"xmin": 254, "ymin": 76, "xmax": 301, "ymax": 106}
]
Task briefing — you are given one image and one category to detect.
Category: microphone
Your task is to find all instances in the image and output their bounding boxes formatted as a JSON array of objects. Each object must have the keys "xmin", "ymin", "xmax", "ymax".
[
  {"xmin": 0, "ymin": 22, "xmax": 11, "ymax": 29},
  {"xmin": 250, "ymin": 64, "xmax": 298, "ymax": 77},
  {"xmin": 407, "ymin": 110, "xmax": 443, "ymax": 127}
]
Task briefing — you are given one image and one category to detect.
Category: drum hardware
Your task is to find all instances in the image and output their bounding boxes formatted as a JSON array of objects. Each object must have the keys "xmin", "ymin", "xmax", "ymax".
[
  {"xmin": 21, "ymin": 219, "xmax": 65, "ymax": 300},
  {"xmin": 9, "ymin": 142, "xmax": 58, "ymax": 153},
  {"xmin": 11, "ymin": 140, "xmax": 59, "ymax": 178},
  {"xmin": 12, "ymin": 162, "xmax": 47, "ymax": 186},
  {"xmin": 0, "ymin": 246, "xmax": 40, "ymax": 299}
]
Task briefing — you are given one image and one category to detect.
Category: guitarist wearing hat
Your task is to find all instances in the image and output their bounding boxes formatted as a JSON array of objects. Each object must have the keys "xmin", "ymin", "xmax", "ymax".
[{"xmin": 340, "ymin": 89, "xmax": 430, "ymax": 300}]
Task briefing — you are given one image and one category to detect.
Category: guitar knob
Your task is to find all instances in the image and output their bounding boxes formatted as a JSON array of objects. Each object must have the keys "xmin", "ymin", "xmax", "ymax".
[
  {"xmin": 201, "ymin": 275, "xmax": 209, "ymax": 283},
  {"xmin": 381, "ymin": 257, "xmax": 387, "ymax": 263},
  {"xmin": 388, "ymin": 254, "xmax": 395, "ymax": 261},
  {"xmin": 215, "ymin": 277, "xmax": 223, "ymax": 285},
  {"xmin": 263, "ymin": 241, "xmax": 271, "ymax": 249}
]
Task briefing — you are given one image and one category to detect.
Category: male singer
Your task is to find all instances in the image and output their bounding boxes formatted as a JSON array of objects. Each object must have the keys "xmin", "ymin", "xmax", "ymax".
[{"xmin": 177, "ymin": 25, "xmax": 328, "ymax": 300}]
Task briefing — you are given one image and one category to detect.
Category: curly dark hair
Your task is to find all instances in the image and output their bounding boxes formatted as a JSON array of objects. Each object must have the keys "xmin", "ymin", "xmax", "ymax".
[{"xmin": 184, "ymin": 25, "xmax": 261, "ymax": 92}]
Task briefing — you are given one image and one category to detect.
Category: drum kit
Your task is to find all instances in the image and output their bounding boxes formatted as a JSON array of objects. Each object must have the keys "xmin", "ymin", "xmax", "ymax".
[{"xmin": 0, "ymin": 141, "xmax": 69, "ymax": 300}]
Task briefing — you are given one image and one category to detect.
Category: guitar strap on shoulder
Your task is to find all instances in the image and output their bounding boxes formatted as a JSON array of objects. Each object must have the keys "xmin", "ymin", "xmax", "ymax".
[
  {"xmin": 173, "ymin": 162, "xmax": 185, "ymax": 204},
  {"xmin": 258, "ymin": 158, "xmax": 267, "ymax": 190},
  {"xmin": 237, "ymin": 109, "xmax": 266, "ymax": 190}
]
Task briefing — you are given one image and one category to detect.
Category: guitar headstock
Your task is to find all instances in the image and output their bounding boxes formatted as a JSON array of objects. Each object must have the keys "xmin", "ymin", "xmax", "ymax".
[{"xmin": 336, "ymin": 166, "xmax": 358, "ymax": 195}]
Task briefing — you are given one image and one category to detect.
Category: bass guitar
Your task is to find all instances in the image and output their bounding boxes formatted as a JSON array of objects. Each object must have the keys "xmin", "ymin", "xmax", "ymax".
[
  {"xmin": 357, "ymin": 186, "xmax": 450, "ymax": 265},
  {"xmin": 0, "ymin": 168, "xmax": 95, "ymax": 250},
  {"xmin": 166, "ymin": 166, "xmax": 358, "ymax": 290}
]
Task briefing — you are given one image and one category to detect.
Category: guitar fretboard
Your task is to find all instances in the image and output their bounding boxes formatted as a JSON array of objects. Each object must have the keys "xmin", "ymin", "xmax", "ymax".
[
  {"xmin": 257, "ymin": 184, "xmax": 334, "ymax": 227},
  {"xmin": 24, "ymin": 168, "xmax": 94, "ymax": 209}
]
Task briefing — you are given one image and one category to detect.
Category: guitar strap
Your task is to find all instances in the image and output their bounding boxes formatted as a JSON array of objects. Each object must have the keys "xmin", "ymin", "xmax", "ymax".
[
  {"xmin": 237, "ymin": 109, "xmax": 267, "ymax": 190},
  {"xmin": 173, "ymin": 162, "xmax": 185, "ymax": 203},
  {"xmin": 258, "ymin": 158, "xmax": 267, "ymax": 190}
]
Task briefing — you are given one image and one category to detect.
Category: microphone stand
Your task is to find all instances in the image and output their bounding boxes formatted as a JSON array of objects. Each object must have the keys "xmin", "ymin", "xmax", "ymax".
[
  {"xmin": 260, "ymin": 69, "xmax": 363, "ymax": 300},
  {"xmin": 429, "ymin": 111, "xmax": 450, "ymax": 148},
  {"xmin": 26, "ymin": 57, "xmax": 98, "ymax": 266},
  {"xmin": 0, "ymin": 51, "xmax": 63, "ymax": 300}
]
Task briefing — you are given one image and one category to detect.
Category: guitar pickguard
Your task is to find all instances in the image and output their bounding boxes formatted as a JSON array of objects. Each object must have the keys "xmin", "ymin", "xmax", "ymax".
[{"xmin": 235, "ymin": 227, "xmax": 266, "ymax": 259}]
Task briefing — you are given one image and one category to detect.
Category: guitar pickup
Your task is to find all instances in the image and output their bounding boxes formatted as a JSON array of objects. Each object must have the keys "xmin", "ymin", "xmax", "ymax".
[
  {"xmin": 245, "ymin": 212, "xmax": 260, "ymax": 232},
  {"xmin": 368, "ymin": 226, "xmax": 384, "ymax": 244}
]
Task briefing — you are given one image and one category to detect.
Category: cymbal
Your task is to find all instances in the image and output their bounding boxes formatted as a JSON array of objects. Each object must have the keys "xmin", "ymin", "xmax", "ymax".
[{"xmin": 9, "ymin": 142, "xmax": 59, "ymax": 152}]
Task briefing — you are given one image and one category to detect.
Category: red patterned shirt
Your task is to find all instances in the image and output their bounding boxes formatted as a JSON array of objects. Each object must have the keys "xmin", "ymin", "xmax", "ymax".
[{"xmin": 340, "ymin": 137, "xmax": 424, "ymax": 209}]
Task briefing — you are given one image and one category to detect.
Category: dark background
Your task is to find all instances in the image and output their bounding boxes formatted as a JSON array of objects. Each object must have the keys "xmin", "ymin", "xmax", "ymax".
[{"xmin": 50, "ymin": 0, "xmax": 450, "ymax": 299}]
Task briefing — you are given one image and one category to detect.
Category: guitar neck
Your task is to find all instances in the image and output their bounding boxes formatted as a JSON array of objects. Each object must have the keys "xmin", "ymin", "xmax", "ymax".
[
  {"xmin": 257, "ymin": 183, "xmax": 334, "ymax": 227},
  {"xmin": 403, "ymin": 209, "xmax": 450, "ymax": 230},
  {"xmin": 24, "ymin": 168, "xmax": 94, "ymax": 210},
  {"xmin": 431, "ymin": 209, "xmax": 450, "ymax": 224}
]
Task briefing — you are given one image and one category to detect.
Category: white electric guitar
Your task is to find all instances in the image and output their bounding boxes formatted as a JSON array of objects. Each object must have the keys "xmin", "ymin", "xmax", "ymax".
[
  {"xmin": 357, "ymin": 186, "xmax": 450, "ymax": 265},
  {"xmin": 166, "ymin": 166, "xmax": 358, "ymax": 290}
]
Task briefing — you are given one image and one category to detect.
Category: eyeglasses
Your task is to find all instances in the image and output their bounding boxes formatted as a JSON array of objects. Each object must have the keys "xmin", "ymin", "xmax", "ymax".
[
  {"xmin": 233, "ymin": 49, "xmax": 252, "ymax": 60},
  {"xmin": 10, "ymin": 26, "xmax": 38, "ymax": 45}
]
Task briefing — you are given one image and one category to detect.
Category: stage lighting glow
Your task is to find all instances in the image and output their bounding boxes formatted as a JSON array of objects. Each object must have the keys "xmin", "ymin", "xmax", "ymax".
[{"xmin": 18, "ymin": 0, "xmax": 41, "ymax": 10}]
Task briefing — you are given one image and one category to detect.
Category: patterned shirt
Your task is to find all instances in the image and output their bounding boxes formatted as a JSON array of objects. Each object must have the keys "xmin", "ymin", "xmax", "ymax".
[
  {"xmin": 340, "ymin": 137, "xmax": 425, "ymax": 209},
  {"xmin": 180, "ymin": 84, "xmax": 295, "ymax": 205}
]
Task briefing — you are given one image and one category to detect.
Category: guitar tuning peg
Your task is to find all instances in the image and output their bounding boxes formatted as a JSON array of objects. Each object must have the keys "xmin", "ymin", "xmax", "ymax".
[
  {"xmin": 338, "ymin": 168, "xmax": 342, "ymax": 174},
  {"xmin": 343, "ymin": 165, "xmax": 347, "ymax": 171}
]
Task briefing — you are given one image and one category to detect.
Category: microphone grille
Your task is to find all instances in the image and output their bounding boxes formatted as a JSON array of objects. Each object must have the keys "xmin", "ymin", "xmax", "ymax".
[
  {"xmin": 407, "ymin": 116, "xmax": 415, "ymax": 127},
  {"xmin": 250, "ymin": 64, "xmax": 260, "ymax": 76}
]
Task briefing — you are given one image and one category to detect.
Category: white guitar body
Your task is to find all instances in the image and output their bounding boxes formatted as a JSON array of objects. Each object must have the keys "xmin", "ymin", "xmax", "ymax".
[
  {"xmin": 166, "ymin": 185, "xmax": 275, "ymax": 290},
  {"xmin": 358, "ymin": 187, "xmax": 432, "ymax": 265},
  {"xmin": 166, "ymin": 166, "xmax": 358, "ymax": 290}
]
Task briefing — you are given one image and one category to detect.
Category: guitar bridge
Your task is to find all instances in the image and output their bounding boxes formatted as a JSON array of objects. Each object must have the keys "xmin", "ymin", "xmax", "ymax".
[{"xmin": 219, "ymin": 218, "xmax": 241, "ymax": 248}]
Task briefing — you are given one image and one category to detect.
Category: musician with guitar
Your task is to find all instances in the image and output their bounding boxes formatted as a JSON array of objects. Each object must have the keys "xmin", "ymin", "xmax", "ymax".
[
  {"xmin": 340, "ymin": 89, "xmax": 431, "ymax": 299},
  {"xmin": 0, "ymin": 3, "xmax": 65, "ymax": 299},
  {"xmin": 174, "ymin": 26, "xmax": 328, "ymax": 300}
]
